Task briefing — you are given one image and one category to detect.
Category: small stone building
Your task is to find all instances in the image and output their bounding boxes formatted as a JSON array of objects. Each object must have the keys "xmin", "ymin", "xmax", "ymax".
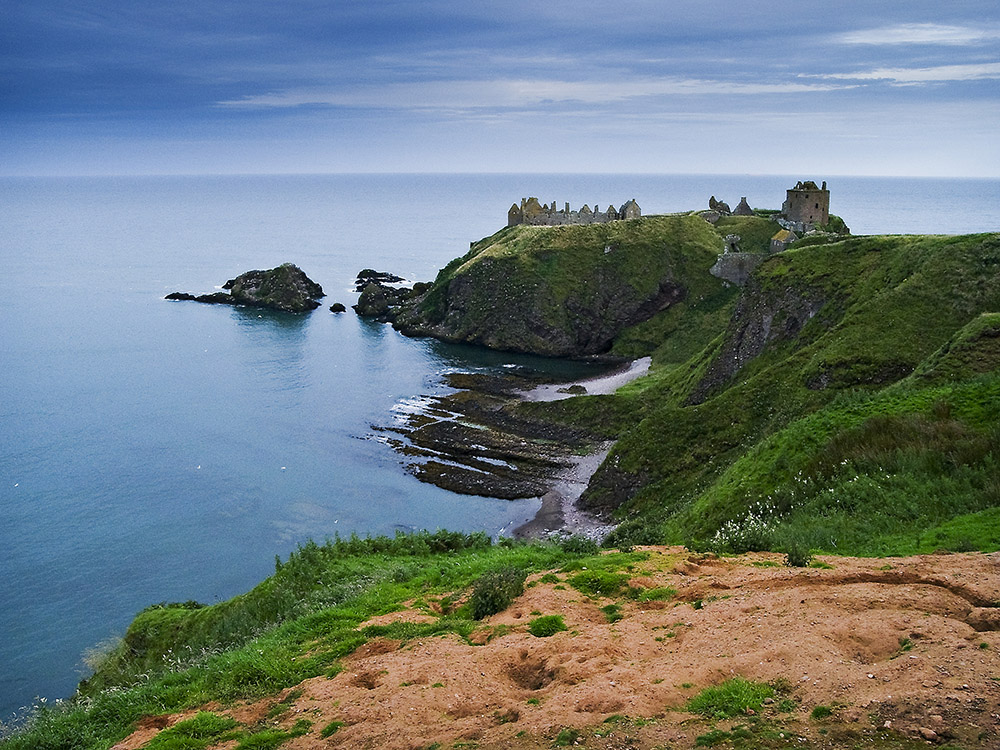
[{"xmin": 770, "ymin": 228, "xmax": 798, "ymax": 253}]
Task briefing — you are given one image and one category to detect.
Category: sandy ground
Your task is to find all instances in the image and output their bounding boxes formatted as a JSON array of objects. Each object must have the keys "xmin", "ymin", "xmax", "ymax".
[
  {"xmin": 114, "ymin": 548, "xmax": 1000, "ymax": 750},
  {"xmin": 519, "ymin": 357, "xmax": 652, "ymax": 402}
]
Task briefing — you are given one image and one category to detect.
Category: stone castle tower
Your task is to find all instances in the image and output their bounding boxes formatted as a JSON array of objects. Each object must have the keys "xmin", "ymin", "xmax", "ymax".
[{"xmin": 782, "ymin": 180, "xmax": 829, "ymax": 228}]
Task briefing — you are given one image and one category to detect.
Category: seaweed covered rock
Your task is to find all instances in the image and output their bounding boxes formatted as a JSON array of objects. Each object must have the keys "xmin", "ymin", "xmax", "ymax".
[
  {"xmin": 166, "ymin": 263, "xmax": 324, "ymax": 313},
  {"xmin": 223, "ymin": 263, "xmax": 325, "ymax": 312}
]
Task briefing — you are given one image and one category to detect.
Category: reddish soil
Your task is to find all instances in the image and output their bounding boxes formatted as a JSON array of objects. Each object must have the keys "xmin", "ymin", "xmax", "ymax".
[{"xmin": 113, "ymin": 548, "xmax": 1000, "ymax": 750}]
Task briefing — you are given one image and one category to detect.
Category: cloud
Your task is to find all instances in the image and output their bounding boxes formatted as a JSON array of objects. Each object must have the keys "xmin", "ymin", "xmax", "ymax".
[
  {"xmin": 835, "ymin": 23, "xmax": 1000, "ymax": 46},
  {"xmin": 819, "ymin": 61, "xmax": 1000, "ymax": 84},
  {"xmin": 217, "ymin": 77, "xmax": 847, "ymax": 110}
]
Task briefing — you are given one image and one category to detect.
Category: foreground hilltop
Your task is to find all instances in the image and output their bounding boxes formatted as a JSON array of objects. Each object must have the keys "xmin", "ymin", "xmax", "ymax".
[{"xmin": 12, "ymin": 538, "xmax": 998, "ymax": 749}]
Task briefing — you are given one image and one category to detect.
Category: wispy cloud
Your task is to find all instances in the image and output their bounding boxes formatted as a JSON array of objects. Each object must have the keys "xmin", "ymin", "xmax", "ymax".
[
  {"xmin": 819, "ymin": 61, "xmax": 1000, "ymax": 84},
  {"xmin": 218, "ymin": 77, "xmax": 847, "ymax": 110},
  {"xmin": 835, "ymin": 23, "xmax": 1000, "ymax": 46}
]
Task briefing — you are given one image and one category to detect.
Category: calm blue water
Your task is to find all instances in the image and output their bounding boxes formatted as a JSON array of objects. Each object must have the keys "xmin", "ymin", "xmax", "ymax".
[{"xmin": 1, "ymin": 174, "xmax": 997, "ymax": 722}]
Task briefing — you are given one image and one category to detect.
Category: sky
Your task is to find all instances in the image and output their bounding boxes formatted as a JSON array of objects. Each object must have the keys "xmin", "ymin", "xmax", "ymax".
[{"xmin": 2, "ymin": 0, "xmax": 999, "ymax": 176}]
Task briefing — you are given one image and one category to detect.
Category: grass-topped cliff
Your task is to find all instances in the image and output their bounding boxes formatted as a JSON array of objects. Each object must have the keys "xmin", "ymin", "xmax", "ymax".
[
  {"xmin": 394, "ymin": 214, "xmax": 762, "ymax": 357},
  {"xmin": 397, "ymin": 214, "xmax": 999, "ymax": 558},
  {"xmin": 529, "ymin": 230, "xmax": 1000, "ymax": 554}
]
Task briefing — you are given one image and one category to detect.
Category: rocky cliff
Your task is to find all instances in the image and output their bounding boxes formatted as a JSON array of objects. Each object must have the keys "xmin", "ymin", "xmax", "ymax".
[{"xmin": 393, "ymin": 215, "xmax": 730, "ymax": 357}]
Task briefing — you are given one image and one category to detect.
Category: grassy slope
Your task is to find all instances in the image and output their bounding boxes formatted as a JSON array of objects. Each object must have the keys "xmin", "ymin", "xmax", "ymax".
[{"xmin": 573, "ymin": 232, "xmax": 1000, "ymax": 552}]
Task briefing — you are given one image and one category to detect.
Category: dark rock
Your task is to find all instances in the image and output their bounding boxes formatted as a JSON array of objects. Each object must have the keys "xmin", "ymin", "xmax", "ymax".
[
  {"xmin": 195, "ymin": 292, "xmax": 236, "ymax": 305},
  {"xmin": 355, "ymin": 269, "xmax": 405, "ymax": 291},
  {"xmin": 223, "ymin": 263, "xmax": 324, "ymax": 312},
  {"xmin": 330, "ymin": 302, "xmax": 347, "ymax": 313},
  {"xmin": 353, "ymin": 283, "xmax": 392, "ymax": 318},
  {"xmin": 687, "ymin": 277, "xmax": 826, "ymax": 404},
  {"xmin": 353, "ymin": 281, "xmax": 410, "ymax": 320},
  {"xmin": 166, "ymin": 263, "xmax": 324, "ymax": 313}
]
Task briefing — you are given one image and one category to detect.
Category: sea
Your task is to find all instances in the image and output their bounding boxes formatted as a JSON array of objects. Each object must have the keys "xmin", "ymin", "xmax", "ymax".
[{"xmin": 1, "ymin": 173, "xmax": 998, "ymax": 724}]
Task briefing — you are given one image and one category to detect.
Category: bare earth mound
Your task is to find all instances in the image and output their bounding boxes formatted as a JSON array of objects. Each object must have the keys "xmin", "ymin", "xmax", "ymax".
[{"xmin": 113, "ymin": 548, "xmax": 1000, "ymax": 750}]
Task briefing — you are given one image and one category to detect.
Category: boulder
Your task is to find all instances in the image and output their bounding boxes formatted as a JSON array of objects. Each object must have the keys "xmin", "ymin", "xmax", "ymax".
[{"xmin": 330, "ymin": 302, "xmax": 347, "ymax": 313}]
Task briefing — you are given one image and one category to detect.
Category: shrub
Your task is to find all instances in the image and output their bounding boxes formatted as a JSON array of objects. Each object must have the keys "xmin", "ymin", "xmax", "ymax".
[
  {"xmin": 686, "ymin": 678, "xmax": 775, "ymax": 719},
  {"xmin": 637, "ymin": 586, "xmax": 677, "ymax": 602},
  {"xmin": 527, "ymin": 615, "xmax": 568, "ymax": 637},
  {"xmin": 560, "ymin": 535, "xmax": 600, "ymax": 555},
  {"xmin": 811, "ymin": 705, "xmax": 833, "ymax": 719},
  {"xmin": 469, "ymin": 566, "xmax": 526, "ymax": 620},
  {"xmin": 320, "ymin": 720, "xmax": 344, "ymax": 738},
  {"xmin": 601, "ymin": 604, "xmax": 623, "ymax": 623},
  {"xmin": 784, "ymin": 540, "xmax": 813, "ymax": 567},
  {"xmin": 554, "ymin": 728, "xmax": 581, "ymax": 746}
]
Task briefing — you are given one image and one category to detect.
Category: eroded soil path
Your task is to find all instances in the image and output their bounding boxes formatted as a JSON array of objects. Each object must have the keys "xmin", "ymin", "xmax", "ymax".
[{"xmin": 114, "ymin": 548, "xmax": 1000, "ymax": 750}]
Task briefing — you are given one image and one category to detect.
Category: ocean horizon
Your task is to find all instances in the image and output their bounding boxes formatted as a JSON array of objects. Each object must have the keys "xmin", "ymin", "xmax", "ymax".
[{"xmin": 2, "ymin": 172, "xmax": 998, "ymax": 724}]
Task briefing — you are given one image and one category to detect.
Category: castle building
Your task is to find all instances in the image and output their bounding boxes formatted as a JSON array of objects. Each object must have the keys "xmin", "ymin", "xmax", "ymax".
[
  {"xmin": 781, "ymin": 180, "xmax": 829, "ymax": 229},
  {"xmin": 508, "ymin": 197, "xmax": 640, "ymax": 227}
]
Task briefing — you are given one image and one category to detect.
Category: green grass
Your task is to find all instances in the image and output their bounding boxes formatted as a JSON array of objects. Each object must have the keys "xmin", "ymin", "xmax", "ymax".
[
  {"xmin": 593, "ymin": 232, "xmax": 1000, "ymax": 554},
  {"xmin": 686, "ymin": 678, "xmax": 776, "ymax": 719},
  {"xmin": 527, "ymin": 614, "xmax": 568, "ymax": 637}
]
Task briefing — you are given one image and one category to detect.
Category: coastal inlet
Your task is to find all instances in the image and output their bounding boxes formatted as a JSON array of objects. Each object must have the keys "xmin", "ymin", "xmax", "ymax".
[{"xmin": 370, "ymin": 358, "xmax": 650, "ymax": 538}]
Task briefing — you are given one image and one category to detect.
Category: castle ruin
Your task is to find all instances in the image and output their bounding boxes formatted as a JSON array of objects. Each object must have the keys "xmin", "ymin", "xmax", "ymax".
[
  {"xmin": 508, "ymin": 197, "xmax": 640, "ymax": 227},
  {"xmin": 781, "ymin": 180, "xmax": 829, "ymax": 231}
]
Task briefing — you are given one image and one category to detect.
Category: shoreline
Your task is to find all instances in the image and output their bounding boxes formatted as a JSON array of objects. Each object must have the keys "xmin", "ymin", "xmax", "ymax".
[
  {"xmin": 512, "ymin": 356, "xmax": 653, "ymax": 540},
  {"xmin": 518, "ymin": 356, "xmax": 651, "ymax": 402},
  {"xmin": 511, "ymin": 442, "xmax": 616, "ymax": 540}
]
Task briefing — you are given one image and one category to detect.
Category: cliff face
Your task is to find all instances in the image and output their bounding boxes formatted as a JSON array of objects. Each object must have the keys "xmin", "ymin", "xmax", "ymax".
[{"xmin": 393, "ymin": 215, "xmax": 728, "ymax": 357}]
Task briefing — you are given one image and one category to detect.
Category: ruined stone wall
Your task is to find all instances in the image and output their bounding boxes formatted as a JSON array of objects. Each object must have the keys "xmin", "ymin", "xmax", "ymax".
[
  {"xmin": 508, "ymin": 198, "xmax": 639, "ymax": 227},
  {"xmin": 710, "ymin": 252, "xmax": 767, "ymax": 287}
]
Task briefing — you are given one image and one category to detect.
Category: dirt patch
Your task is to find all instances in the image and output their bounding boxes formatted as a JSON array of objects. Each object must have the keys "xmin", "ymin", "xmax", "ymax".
[{"xmin": 117, "ymin": 548, "xmax": 1000, "ymax": 750}]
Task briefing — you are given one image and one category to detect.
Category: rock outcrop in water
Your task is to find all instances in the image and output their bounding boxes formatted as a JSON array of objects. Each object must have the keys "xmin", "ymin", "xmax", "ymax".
[{"xmin": 166, "ymin": 263, "xmax": 325, "ymax": 313}]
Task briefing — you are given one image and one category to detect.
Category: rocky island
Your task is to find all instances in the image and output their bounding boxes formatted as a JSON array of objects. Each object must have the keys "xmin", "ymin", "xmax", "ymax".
[{"xmin": 166, "ymin": 263, "xmax": 325, "ymax": 313}]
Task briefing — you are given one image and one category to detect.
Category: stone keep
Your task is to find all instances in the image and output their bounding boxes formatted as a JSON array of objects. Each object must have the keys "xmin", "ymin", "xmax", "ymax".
[{"xmin": 782, "ymin": 180, "xmax": 829, "ymax": 227}]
